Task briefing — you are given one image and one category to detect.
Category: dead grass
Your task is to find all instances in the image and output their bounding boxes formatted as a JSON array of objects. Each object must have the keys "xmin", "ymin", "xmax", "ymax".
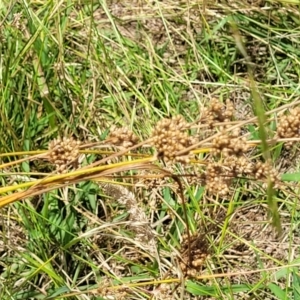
[{"xmin": 1, "ymin": 0, "xmax": 300, "ymax": 299}]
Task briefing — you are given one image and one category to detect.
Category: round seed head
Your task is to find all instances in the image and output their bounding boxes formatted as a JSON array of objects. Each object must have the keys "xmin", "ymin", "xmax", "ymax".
[
  {"xmin": 151, "ymin": 115, "xmax": 194, "ymax": 163},
  {"xmin": 108, "ymin": 126, "xmax": 139, "ymax": 148},
  {"xmin": 48, "ymin": 137, "xmax": 81, "ymax": 173}
]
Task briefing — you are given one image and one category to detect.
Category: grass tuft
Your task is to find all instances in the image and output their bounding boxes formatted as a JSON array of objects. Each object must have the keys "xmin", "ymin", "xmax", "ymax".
[{"xmin": 1, "ymin": 1, "xmax": 300, "ymax": 299}]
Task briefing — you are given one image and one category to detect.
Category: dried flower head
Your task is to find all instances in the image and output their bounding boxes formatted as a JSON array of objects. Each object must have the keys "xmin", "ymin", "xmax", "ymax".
[
  {"xmin": 277, "ymin": 107, "xmax": 300, "ymax": 148},
  {"xmin": 204, "ymin": 162, "xmax": 232, "ymax": 196},
  {"xmin": 253, "ymin": 160, "xmax": 279, "ymax": 185},
  {"xmin": 226, "ymin": 156, "xmax": 254, "ymax": 176},
  {"xmin": 102, "ymin": 183, "xmax": 157, "ymax": 256},
  {"xmin": 11, "ymin": 13, "xmax": 25, "ymax": 32},
  {"xmin": 108, "ymin": 126, "xmax": 139, "ymax": 148},
  {"xmin": 179, "ymin": 233, "xmax": 209, "ymax": 277},
  {"xmin": 48, "ymin": 137, "xmax": 80, "ymax": 173},
  {"xmin": 203, "ymin": 98, "xmax": 235, "ymax": 128},
  {"xmin": 212, "ymin": 130, "xmax": 249, "ymax": 157},
  {"xmin": 152, "ymin": 115, "xmax": 194, "ymax": 163}
]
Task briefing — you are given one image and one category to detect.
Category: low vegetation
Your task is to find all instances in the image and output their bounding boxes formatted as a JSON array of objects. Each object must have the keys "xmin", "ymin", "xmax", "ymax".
[{"xmin": 1, "ymin": 1, "xmax": 300, "ymax": 299}]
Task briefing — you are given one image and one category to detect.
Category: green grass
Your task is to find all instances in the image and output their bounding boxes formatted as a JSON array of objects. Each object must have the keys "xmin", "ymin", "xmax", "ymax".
[{"xmin": 1, "ymin": 1, "xmax": 300, "ymax": 299}]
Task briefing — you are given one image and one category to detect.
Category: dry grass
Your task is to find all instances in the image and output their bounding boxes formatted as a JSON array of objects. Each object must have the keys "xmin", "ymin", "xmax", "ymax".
[{"xmin": 1, "ymin": 1, "xmax": 300, "ymax": 299}]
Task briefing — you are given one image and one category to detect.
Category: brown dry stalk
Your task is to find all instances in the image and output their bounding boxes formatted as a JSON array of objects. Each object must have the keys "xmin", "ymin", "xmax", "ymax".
[{"xmin": 0, "ymin": 160, "xmax": 157, "ymax": 208}]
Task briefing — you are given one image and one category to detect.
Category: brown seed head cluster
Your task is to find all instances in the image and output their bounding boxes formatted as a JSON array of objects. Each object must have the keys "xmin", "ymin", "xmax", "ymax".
[
  {"xmin": 227, "ymin": 156, "xmax": 254, "ymax": 176},
  {"xmin": 152, "ymin": 115, "xmax": 194, "ymax": 163},
  {"xmin": 204, "ymin": 162, "xmax": 232, "ymax": 196},
  {"xmin": 48, "ymin": 137, "xmax": 80, "ymax": 173},
  {"xmin": 212, "ymin": 131, "xmax": 249, "ymax": 157},
  {"xmin": 203, "ymin": 98, "xmax": 234, "ymax": 127},
  {"xmin": 180, "ymin": 233, "xmax": 209, "ymax": 277},
  {"xmin": 108, "ymin": 126, "xmax": 139, "ymax": 148},
  {"xmin": 11, "ymin": 13, "xmax": 25, "ymax": 32},
  {"xmin": 253, "ymin": 161, "xmax": 279, "ymax": 185},
  {"xmin": 208, "ymin": 157, "xmax": 280, "ymax": 191},
  {"xmin": 277, "ymin": 107, "xmax": 300, "ymax": 148}
]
